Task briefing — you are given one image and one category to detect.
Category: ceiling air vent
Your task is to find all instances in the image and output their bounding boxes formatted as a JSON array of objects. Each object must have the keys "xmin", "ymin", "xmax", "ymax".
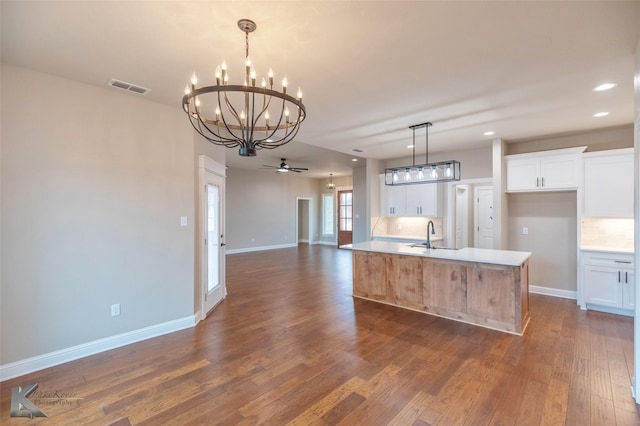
[{"xmin": 107, "ymin": 79, "xmax": 150, "ymax": 95}]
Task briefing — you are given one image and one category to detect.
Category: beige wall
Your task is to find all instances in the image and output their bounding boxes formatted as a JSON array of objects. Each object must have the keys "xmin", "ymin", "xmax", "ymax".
[
  {"xmin": 225, "ymin": 168, "xmax": 319, "ymax": 250},
  {"xmin": 507, "ymin": 192, "xmax": 577, "ymax": 292},
  {"xmin": 1, "ymin": 64, "xmax": 195, "ymax": 364}
]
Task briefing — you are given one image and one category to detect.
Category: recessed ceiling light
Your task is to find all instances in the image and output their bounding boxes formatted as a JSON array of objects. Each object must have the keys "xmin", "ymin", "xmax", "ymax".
[
  {"xmin": 593, "ymin": 112, "xmax": 609, "ymax": 118},
  {"xmin": 352, "ymin": 158, "xmax": 358, "ymax": 162},
  {"xmin": 407, "ymin": 144, "xmax": 414, "ymax": 148},
  {"xmin": 483, "ymin": 131, "xmax": 495, "ymax": 136},
  {"xmin": 593, "ymin": 83, "xmax": 617, "ymax": 92}
]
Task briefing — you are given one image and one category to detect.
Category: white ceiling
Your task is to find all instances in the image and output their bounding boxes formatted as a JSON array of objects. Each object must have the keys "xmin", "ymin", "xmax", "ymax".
[{"xmin": 2, "ymin": 1, "xmax": 639, "ymax": 178}]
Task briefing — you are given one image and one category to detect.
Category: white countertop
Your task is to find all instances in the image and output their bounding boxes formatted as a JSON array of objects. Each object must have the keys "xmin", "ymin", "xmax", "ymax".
[{"xmin": 348, "ymin": 240, "xmax": 531, "ymax": 266}]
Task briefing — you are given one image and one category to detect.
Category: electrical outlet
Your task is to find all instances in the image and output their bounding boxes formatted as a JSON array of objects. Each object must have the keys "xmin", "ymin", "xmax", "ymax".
[
  {"xmin": 522, "ymin": 227, "xmax": 529, "ymax": 235},
  {"xmin": 111, "ymin": 303, "xmax": 121, "ymax": 317},
  {"xmin": 180, "ymin": 216, "xmax": 188, "ymax": 227}
]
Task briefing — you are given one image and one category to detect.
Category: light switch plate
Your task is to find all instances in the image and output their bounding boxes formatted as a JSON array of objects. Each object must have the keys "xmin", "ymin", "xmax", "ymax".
[{"xmin": 180, "ymin": 216, "xmax": 188, "ymax": 227}]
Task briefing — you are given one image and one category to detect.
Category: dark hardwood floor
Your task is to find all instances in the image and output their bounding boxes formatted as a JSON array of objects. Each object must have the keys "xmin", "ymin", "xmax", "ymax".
[{"xmin": 1, "ymin": 245, "xmax": 639, "ymax": 425}]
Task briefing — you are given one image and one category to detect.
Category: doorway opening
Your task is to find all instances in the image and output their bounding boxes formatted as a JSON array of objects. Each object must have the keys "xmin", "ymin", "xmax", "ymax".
[
  {"xmin": 296, "ymin": 197, "xmax": 312, "ymax": 245},
  {"xmin": 338, "ymin": 189, "xmax": 353, "ymax": 247},
  {"xmin": 447, "ymin": 180, "xmax": 493, "ymax": 249}
]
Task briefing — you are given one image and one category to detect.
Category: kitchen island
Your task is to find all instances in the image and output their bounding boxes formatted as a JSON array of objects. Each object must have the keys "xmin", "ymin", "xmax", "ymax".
[{"xmin": 350, "ymin": 241, "xmax": 532, "ymax": 335}]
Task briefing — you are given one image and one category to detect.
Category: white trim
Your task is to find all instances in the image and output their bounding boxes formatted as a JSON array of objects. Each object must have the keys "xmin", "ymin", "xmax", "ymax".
[
  {"xmin": 529, "ymin": 285, "xmax": 577, "ymax": 300},
  {"xmin": 585, "ymin": 303, "xmax": 634, "ymax": 317},
  {"xmin": 199, "ymin": 155, "xmax": 226, "ymax": 177},
  {"xmin": 225, "ymin": 243, "xmax": 297, "ymax": 254},
  {"xmin": 0, "ymin": 315, "xmax": 198, "ymax": 382},
  {"xmin": 298, "ymin": 239, "xmax": 310, "ymax": 243}
]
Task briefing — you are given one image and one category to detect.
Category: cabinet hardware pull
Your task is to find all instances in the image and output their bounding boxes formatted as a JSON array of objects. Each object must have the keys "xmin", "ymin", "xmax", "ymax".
[
  {"xmin": 614, "ymin": 260, "xmax": 632, "ymax": 264},
  {"xmin": 536, "ymin": 177, "xmax": 539, "ymax": 187},
  {"xmin": 626, "ymin": 272, "xmax": 628, "ymax": 284},
  {"xmin": 618, "ymin": 271, "xmax": 621, "ymax": 283},
  {"xmin": 541, "ymin": 177, "xmax": 544, "ymax": 187}
]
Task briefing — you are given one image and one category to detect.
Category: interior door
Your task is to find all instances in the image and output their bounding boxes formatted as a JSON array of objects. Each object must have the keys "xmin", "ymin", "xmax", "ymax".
[
  {"xmin": 201, "ymin": 160, "xmax": 226, "ymax": 318},
  {"xmin": 337, "ymin": 189, "xmax": 353, "ymax": 247},
  {"xmin": 474, "ymin": 186, "xmax": 494, "ymax": 249}
]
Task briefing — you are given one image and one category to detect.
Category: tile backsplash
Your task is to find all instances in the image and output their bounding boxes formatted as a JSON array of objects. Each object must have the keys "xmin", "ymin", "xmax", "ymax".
[
  {"xmin": 581, "ymin": 218, "xmax": 634, "ymax": 251},
  {"xmin": 372, "ymin": 216, "xmax": 443, "ymax": 240}
]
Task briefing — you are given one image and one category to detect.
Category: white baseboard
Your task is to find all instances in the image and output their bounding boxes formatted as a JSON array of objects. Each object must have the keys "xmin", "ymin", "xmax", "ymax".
[
  {"xmin": 0, "ymin": 314, "xmax": 198, "ymax": 382},
  {"xmin": 225, "ymin": 243, "xmax": 297, "ymax": 254},
  {"xmin": 298, "ymin": 239, "xmax": 310, "ymax": 243},
  {"xmin": 529, "ymin": 285, "xmax": 577, "ymax": 300}
]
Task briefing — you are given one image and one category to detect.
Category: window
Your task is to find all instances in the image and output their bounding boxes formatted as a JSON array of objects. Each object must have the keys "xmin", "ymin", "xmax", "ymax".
[{"xmin": 322, "ymin": 193, "xmax": 335, "ymax": 236}]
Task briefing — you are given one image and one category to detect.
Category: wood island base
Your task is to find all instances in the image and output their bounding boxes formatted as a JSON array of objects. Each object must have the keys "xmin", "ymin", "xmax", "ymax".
[{"xmin": 353, "ymin": 251, "xmax": 530, "ymax": 335}]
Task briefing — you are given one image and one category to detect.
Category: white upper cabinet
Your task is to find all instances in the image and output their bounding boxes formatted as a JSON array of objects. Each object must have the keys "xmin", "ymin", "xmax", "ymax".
[
  {"xmin": 406, "ymin": 184, "xmax": 441, "ymax": 217},
  {"xmin": 583, "ymin": 148, "xmax": 633, "ymax": 218},
  {"xmin": 379, "ymin": 175, "xmax": 441, "ymax": 217},
  {"xmin": 505, "ymin": 147, "xmax": 586, "ymax": 192},
  {"xmin": 379, "ymin": 175, "xmax": 406, "ymax": 216}
]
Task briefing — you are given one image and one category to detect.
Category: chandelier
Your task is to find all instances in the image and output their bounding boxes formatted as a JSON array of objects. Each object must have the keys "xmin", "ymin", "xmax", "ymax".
[
  {"xmin": 326, "ymin": 174, "xmax": 336, "ymax": 190},
  {"xmin": 182, "ymin": 19, "xmax": 307, "ymax": 157},
  {"xmin": 384, "ymin": 122, "xmax": 461, "ymax": 185}
]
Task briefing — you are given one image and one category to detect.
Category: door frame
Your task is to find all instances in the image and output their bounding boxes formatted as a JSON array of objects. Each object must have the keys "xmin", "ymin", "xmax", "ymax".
[
  {"xmin": 295, "ymin": 197, "xmax": 312, "ymax": 244},
  {"xmin": 198, "ymin": 155, "xmax": 226, "ymax": 321},
  {"xmin": 337, "ymin": 188, "xmax": 354, "ymax": 247},
  {"xmin": 455, "ymin": 185, "xmax": 470, "ymax": 249},
  {"xmin": 446, "ymin": 178, "xmax": 492, "ymax": 247}
]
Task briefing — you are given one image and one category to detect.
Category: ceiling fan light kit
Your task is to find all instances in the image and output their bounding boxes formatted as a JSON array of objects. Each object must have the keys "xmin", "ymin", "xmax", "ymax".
[
  {"xmin": 384, "ymin": 122, "xmax": 461, "ymax": 186},
  {"xmin": 261, "ymin": 158, "xmax": 308, "ymax": 173},
  {"xmin": 182, "ymin": 19, "xmax": 306, "ymax": 157}
]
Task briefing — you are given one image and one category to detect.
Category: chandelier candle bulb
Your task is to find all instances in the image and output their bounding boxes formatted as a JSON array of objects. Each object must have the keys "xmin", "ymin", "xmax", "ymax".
[
  {"xmin": 268, "ymin": 68, "xmax": 274, "ymax": 87},
  {"xmin": 184, "ymin": 84, "xmax": 190, "ymax": 95},
  {"xmin": 190, "ymin": 72, "xmax": 197, "ymax": 86},
  {"xmin": 297, "ymin": 87, "xmax": 303, "ymax": 100}
]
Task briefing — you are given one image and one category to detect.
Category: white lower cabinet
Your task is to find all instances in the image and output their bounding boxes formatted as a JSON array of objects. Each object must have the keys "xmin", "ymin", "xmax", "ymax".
[{"xmin": 582, "ymin": 251, "xmax": 635, "ymax": 314}]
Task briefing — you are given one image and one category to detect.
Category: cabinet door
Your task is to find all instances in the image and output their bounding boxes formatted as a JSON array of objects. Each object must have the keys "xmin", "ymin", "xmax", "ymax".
[
  {"xmin": 406, "ymin": 184, "xmax": 437, "ymax": 217},
  {"xmin": 583, "ymin": 265, "xmax": 622, "ymax": 308},
  {"xmin": 506, "ymin": 158, "xmax": 540, "ymax": 191},
  {"xmin": 387, "ymin": 185, "xmax": 406, "ymax": 216},
  {"xmin": 540, "ymin": 155, "xmax": 580, "ymax": 190},
  {"xmin": 584, "ymin": 154, "xmax": 634, "ymax": 218},
  {"xmin": 379, "ymin": 175, "xmax": 406, "ymax": 216},
  {"xmin": 623, "ymin": 267, "xmax": 635, "ymax": 310},
  {"xmin": 353, "ymin": 251, "xmax": 387, "ymax": 300}
]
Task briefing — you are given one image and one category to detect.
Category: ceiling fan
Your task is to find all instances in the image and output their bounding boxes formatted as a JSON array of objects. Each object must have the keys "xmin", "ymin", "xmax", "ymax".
[{"xmin": 261, "ymin": 158, "xmax": 309, "ymax": 173}]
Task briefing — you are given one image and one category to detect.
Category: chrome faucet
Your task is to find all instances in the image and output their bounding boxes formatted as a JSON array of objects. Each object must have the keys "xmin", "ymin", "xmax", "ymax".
[{"xmin": 426, "ymin": 220, "xmax": 435, "ymax": 248}]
